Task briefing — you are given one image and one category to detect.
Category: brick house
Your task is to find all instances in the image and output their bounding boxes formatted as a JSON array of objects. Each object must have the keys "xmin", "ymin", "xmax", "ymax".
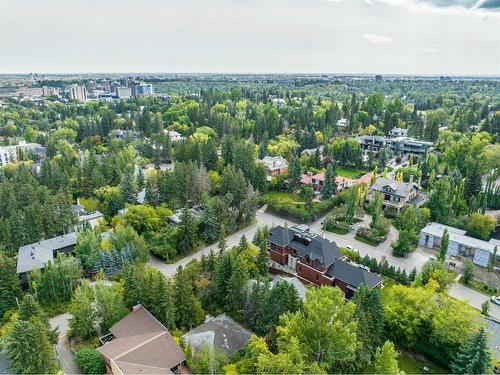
[{"xmin": 268, "ymin": 225, "xmax": 382, "ymax": 299}]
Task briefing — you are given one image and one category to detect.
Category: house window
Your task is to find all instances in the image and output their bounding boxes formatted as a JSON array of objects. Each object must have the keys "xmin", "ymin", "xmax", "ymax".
[
  {"xmin": 299, "ymin": 266, "xmax": 302, "ymax": 272},
  {"xmin": 316, "ymin": 274, "xmax": 319, "ymax": 281},
  {"xmin": 384, "ymin": 194, "xmax": 390, "ymax": 201}
]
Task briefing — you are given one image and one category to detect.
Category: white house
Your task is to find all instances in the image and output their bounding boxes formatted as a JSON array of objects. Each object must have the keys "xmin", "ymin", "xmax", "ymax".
[
  {"xmin": 337, "ymin": 118, "xmax": 349, "ymax": 128},
  {"xmin": 419, "ymin": 222, "xmax": 499, "ymax": 268},
  {"xmin": 388, "ymin": 127, "xmax": 408, "ymax": 137},
  {"xmin": 165, "ymin": 130, "xmax": 185, "ymax": 142}
]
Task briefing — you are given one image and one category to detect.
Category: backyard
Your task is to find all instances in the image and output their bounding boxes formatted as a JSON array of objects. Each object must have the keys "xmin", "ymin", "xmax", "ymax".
[
  {"xmin": 336, "ymin": 166, "xmax": 368, "ymax": 179},
  {"xmin": 261, "ymin": 191, "xmax": 342, "ymax": 223},
  {"xmin": 362, "ymin": 349, "xmax": 448, "ymax": 374}
]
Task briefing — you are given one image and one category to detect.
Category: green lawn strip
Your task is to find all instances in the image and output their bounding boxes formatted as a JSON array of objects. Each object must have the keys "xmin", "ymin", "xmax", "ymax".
[
  {"xmin": 336, "ymin": 166, "xmax": 368, "ymax": 179},
  {"xmin": 355, "ymin": 234, "xmax": 381, "ymax": 246},
  {"xmin": 362, "ymin": 349, "xmax": 447, "ymax": 374}
]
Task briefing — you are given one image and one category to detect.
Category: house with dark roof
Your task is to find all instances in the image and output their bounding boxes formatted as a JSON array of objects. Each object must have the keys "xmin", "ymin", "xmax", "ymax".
[
  {"xmin": 182, "ymin": 314, "xmax": 252, "ymax": 358},
  {"xmin": 267, "ymin": 225, "xmax": 382, "ymax": 299},
  {"xmin": 97, "ymin": 305, "xmax": 186, "ymax": 375},
  {"xmin": 369, "ymin": 176, "xmax": 426, "ymax": 215}
]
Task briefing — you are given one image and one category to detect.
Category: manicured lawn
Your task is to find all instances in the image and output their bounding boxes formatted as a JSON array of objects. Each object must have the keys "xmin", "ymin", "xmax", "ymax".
[
  {"xmin": 362, "ymin": 350, "xmax": 447, "ymax": 374},
  {"xmin": 336, "ymin": 166, "xmax": 367, "ymax": 179}
]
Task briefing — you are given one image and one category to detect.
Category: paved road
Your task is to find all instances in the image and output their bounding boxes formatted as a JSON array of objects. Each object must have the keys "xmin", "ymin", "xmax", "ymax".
[
  {"xmin": 49, "ymin": 313, "xmax": 81, "ymax": 375},
  {"xmin": 449, "ymin": 283, "xmax": 500, "ymax": 320},
  {"xmin": 309, "ymin": 214, "xmax": 430, "ymax": 273},
  {"xmin": 149, "ymin": 207, "xmax": 291, "ymax": 276}
]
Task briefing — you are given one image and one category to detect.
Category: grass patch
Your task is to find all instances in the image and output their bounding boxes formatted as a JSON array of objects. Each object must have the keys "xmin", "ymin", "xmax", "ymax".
[
  {"xmin": 336, "ymin": 166, "xmax": 367, "ymax": 179},
  {"xmin": 460, "ymin": 278, "xmax": 499, "ymax": 297},
  {"xmin": 263, "ymin": 191, "xmax": 343, "ymax": 223},
  {"xmin": 43, "ymin": 300, "xmax": 72, "ymax": 318},
  {"xmin": 362, "ymin": 349, "xmax": 448, "ymax": 374},
  {"xmin": 355, "ymin": 234, "xmax": 380, "ymax": 246},
  {"xmin": 327, "ymin": 226, "xmax": 349, "ymax": 235}
]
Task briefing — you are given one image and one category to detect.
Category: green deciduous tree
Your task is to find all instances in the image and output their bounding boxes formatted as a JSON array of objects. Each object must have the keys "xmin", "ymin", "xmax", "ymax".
[
  {"xmin": 467, "ymin": 213, "xmax": 496, "ymax": 240},
  {"xmin": 69, "ymin": 282, "xmax": 98, "ymax": 339},
  {"xmin": 439, "ymin": 228, "xmax": 449, "ymax": 262},
  {"xmin": 277, "ymin": 286, "xmax": 358, "ymax": 370},
  {"xmin": 374, "ymin": 341, "xmax": 403, "ymax": 375},
  {"xmin": 75, "ymin": 346, "xmax": 106, "ymax": 375}
]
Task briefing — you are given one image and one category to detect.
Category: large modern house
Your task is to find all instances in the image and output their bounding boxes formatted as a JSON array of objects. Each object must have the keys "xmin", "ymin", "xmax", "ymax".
[
  {"xmin": 16, "ymin": 232, "xmax": 78, "ymax": 276},
  {"xmin": 97, "ymin": 305, "xmax": 186, "ymax": 375},
  {"xmin": 356, "ymin": 135, "xmax": 433, "ymax": 156},
  {"xmin": 369, "ymin": 176, "xmax": 426, "ymax": 215},
  {"xmin": 419, "ymin": 222, "xmax": 499, "ymax": 268},
  {"xmin": 267, "ymin": 225, "xmax": 382, "ymax": 299}
]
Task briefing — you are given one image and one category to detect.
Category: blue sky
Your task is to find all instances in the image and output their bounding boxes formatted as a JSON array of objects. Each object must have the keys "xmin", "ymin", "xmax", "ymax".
[{"xmin": 0, "ymin": 0, "xmax": 498, "ymax": 75}]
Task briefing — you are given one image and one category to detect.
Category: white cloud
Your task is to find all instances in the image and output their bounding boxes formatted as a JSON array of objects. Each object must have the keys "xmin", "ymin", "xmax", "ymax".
[
  {"xmin": 401, "ymin": 46, "xmax": 438, "ymax": 53},
  {"xmin": 362, "ymin": 34, "xmax": 394, "ymax": 43}
]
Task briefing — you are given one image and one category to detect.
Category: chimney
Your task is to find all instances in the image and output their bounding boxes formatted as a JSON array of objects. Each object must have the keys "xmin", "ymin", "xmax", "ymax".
[
  {"xmin": 77, "ymin": 197, "xmax": 80, "ymax": 205},
  {"xmin": 132, "ymin": 303, "xmax": 142, "ymax": 312},
  {"xmin": 409, "ymin": 175, "xmax": 414, "ymax": 183}
]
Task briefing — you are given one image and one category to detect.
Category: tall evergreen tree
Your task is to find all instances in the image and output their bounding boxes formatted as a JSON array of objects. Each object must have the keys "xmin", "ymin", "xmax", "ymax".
[
  {"xmin": 257, "ymin": 240, "xmax": 270, "ymax": 276},
  {"xmin": 288, "ymin": 154, "xmax": 302, "ymax": 192},
  {"xmin": 322, "ymin": 162, "xmax": 337, "ymax": 199},
  {"xmin": 120, "ymin": 168, "xmax": 137, "ymax": 204},
  {"xmin": 0, "ymin": 252, "xmax": 22, "ymax": 317},
  {"xmin": 6, "ymin": 319, "xmax": 58, "ymax": 374},
  {"xmin": 173, "ymin": 266, "xmax": 204, "ymax": 329},
  {"xmin": 176, "ymin": 208, "xmax": 198, "ymax": 255},
  {"xmin": 450, "ymin": 328, "xmax": 491, "ymax": 374},
  {"xmin": 464, "ymin": 162, "xmax": 482, "ymax": 201}
]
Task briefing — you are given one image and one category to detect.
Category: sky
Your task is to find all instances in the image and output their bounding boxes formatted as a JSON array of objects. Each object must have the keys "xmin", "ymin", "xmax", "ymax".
[{"xmin": 0, "ymin": 0, "xmax": 499, "ymax": 75}]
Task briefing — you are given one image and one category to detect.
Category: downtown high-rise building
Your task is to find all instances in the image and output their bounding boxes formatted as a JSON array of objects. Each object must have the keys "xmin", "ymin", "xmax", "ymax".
[{"xmin": 69, "ymin": 84, "xmax": 87, "ymax": 102}]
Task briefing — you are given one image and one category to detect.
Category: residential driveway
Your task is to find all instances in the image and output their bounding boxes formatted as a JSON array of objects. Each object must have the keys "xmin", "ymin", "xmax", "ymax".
[
  {"xmin": 449, "ymin": 283, "xmax": 500, "ymax": 321},
  {"xmin": 149, "ymin": 207, "xmax": 292, "ymax": 276},
  {"xmin": 49, "ymin": 313, "xmax": 81, "ymax": 374}
]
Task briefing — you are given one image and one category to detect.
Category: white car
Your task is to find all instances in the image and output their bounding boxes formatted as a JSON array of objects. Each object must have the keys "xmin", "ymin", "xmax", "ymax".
[{"xmin": 491, "ymin": 296, "xmax": 500, "ymax": 306}]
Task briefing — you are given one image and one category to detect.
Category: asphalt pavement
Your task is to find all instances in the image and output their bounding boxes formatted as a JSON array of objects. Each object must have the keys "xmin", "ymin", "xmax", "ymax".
[
  {"xmin": 449, "ymin": 283, "xmax": 500, "ymax": 320},
  {"xmin": 49, "ymin": 313, "xmax": 81, "ymax": 374}
]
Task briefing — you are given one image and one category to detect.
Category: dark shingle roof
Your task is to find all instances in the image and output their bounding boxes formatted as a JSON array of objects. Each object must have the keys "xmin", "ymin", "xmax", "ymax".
[
  {"xmin": 269, "ymin": 225, "xmax": 342, "ymax": 268},
  {"xmin": 326, "ymin": 260, "xmax": 382, "ymax": 289}
]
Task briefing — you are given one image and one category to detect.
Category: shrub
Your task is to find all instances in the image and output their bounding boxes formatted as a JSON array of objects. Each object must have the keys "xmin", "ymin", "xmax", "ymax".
[
  {"xmin": 75, "ymin": 346, "xmax": 106, "ymax": 374},
  {"xmin": 355, "ymin": 227, "xmax": 386, "ymax": 246}
]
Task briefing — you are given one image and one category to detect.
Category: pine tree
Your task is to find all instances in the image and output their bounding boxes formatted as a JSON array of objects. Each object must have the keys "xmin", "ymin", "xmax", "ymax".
[
  {"xmin": 218, "ymin": 226, "xmax": 227, "ymax": 256},
  {"xmin": 0, "ymin": 252, "xmax": 21, "ymax": 317},
  {"xmin": 257, "ymin": 240, "xmax": 270, "ymax": 276},
  {"xmin": 439, "ymin": 228, "xmax": 449, "ymax": 262},
  {"xmin": 465, "ymin": 162, "xmax": 482, "ymax": 201},
  {"xmin": 288, "ymin": 154, "xmax": 302, "ymax": 192},
  {"xmin": 322, "ymin": 162, "xmax": 337, "ymax": 199},
  {"xmin": 176, "ymin": 208, "xmax": 198, "ymax": 256},
  {"xmin": 137, "ymin": 168, "xmax": 145, "ymax": 190},
  {"xmin": 173, "ymin": 266, "xmax": 204, "ymax": 329},
  {"xmin": 151, "ymin": 275, "xmax": 176, "ymax": 330},
  {"xmin": 120, "ymin": 168, "xmax": 137, "ymax": 204},
  {"xmin": 408, "ymin": 268, "xmax": 417, "ymax": 282},
  {"xmin": 450, "ymin": 328, "xmax": 491, "ymax": 374},
  {"xmin": 488, "ymin": 246, "xmax": 497, "ymax": 275},
  {"xmin": 6, "ymin": 319, "xmax": 58, "ymax": 374},
  {"xmin": 239, "ymin": 234, "xmax": 248, "ymax": 253}
]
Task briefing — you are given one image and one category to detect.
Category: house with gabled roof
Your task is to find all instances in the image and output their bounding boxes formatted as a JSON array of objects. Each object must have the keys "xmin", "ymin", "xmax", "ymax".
[
  {"xmin": 267, "ymin": 225, "xmax": 382, "ymax": 299},
  {"xmin": 97, "ymin": 305, "xmax": 186, "ymax": 375},
  {"xmin": 260, "ymin": 156, "xmax": 289, "ymax": 178},
  {"xmin": 369, "ymin": 176, "xmax": 426, "ymax": 214}
]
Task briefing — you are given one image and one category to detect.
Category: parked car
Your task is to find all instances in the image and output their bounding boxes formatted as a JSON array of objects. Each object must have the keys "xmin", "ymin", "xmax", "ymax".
[
  {"xmin": 491, "ymin": 296, "xmax": 500, "ymax": 306},
  {"xmin": 428, "ymin": 255, "xmax": 436, "ymax": 262}
]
